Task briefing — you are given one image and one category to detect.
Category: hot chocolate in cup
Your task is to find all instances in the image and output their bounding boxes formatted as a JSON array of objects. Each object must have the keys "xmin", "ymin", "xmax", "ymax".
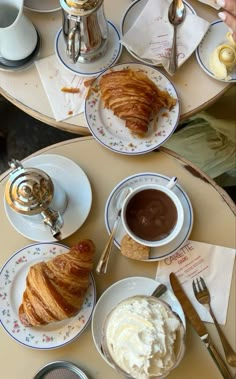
[{"xmin": 121, "ymin": 179, "xmax": 184, "ymax": 247}]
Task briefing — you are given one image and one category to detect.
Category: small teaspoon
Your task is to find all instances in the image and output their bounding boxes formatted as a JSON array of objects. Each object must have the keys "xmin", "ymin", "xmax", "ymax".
[{"xmin": 96, "ymin": 186, "xmax": 132, "ymax": 275}]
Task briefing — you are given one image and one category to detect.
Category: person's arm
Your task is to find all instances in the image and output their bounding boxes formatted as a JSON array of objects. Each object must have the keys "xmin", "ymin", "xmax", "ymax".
[{"xmin": 217, "ymin": 0, "xmax": 236, "ymax": 42}]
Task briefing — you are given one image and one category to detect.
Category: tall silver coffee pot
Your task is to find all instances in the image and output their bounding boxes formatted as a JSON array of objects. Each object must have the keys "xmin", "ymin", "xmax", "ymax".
[{"xmin": 60, "ymin": 0, "xmax": 109, "ymax": 63}]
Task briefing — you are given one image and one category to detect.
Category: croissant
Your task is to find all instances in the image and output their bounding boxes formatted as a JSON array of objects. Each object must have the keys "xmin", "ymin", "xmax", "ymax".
[
  {"xmin": 99, "ymin": 69, "xmax": 177, "ymax": 136},
  {"xmin": 19, "ymin": 239, "xmax": 95, "ymax": 327}
]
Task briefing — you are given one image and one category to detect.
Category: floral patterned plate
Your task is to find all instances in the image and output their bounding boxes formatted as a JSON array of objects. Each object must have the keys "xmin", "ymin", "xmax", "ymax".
[
  {"xmin": 0, "ymin": 243, "xmax": 96, "ymax": 349},
  {"xmin": 84, "ymin": 62, "xmax": 180, "ymax": 155}
]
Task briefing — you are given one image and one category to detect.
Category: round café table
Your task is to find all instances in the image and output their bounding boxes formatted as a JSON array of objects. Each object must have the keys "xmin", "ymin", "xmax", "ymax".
[
  {"xmin": 0, "ymin": 137, "xmax": 235, "ymax": 379},
  {"xmin": 0, "ymin": 0, "xmax": 232, "ymax": 135}
]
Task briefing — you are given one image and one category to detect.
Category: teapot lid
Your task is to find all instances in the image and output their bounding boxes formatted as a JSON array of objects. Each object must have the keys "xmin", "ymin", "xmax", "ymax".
[
  {"xmin": 61, "ymin": 0, "xmax": 103, "ymax": 15},
  {"xmin": 5, "ymin": 160, "xmax": 54, "ymax": 215}
]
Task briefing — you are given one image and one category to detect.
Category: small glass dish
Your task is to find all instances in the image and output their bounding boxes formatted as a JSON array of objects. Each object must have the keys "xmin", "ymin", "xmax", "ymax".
[{"xmin": 101, "ymin": 295, "xmax": 185, "ymax": 379}]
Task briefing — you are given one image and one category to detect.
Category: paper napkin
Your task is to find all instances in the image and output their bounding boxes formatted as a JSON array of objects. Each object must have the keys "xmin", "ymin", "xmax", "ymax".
[
  {"xmin": 121, "ymin": 0, "xmax": 210, "ymax": 75},
  {"xmin": 197, "ymin": 0, "xmax": 221, "ymax": 10},
  {"xmin": 156, "ymin": 240, "xmax": 235, "ymax": 324},
  {"xmin": 35, "ymin": 55, "xmax": 94, "ymax": 121}
]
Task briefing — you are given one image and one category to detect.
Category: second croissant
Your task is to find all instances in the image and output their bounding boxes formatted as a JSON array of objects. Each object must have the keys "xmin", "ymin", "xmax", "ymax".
[
  {"xmin": 19, "ymin": 239, "xmax": 95, "ymax": 327},
  {"xmin": 99, "ymin": 69, "xmax": 177, "ymax": 137}
]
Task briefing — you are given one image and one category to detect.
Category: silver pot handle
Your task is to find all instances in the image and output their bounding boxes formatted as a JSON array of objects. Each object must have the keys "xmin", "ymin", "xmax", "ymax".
[{"xmin": 67, "ymin": 21, "xmax": 81, "ymax": 63}]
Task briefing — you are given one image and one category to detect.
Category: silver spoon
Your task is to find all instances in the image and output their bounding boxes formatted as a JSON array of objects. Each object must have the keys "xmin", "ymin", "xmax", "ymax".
[
  {"xmin": 96, "ymin": 186, "xmax": 132, "ymax": 275},
  {"xmin": 168, "ymin": 0, "xmax": 186, "ymax": 75}
]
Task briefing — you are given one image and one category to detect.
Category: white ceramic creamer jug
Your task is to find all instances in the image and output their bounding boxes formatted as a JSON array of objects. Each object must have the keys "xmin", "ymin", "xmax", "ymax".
[{"xmin": 0, "ymin": 0, "xmax": 37, "ymax": 61}]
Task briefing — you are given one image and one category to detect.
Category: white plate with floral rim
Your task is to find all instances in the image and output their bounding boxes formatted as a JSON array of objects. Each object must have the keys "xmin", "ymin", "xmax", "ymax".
[
  {"xmin": 120, "ymin": 0, "xmax": 196, "ymax": 66},
  {"xmin": 91, "ymin": 276, "xmax": 186, "ymax": 366},
  {"xmin": 195, "ymin": 20, "xmax": 236, "ymax": 83},
  {"xmin": 84, "ymin": 63, "xmax": 180, "ymax": 155},
  {"xmin": 4, "ymin": 154, "xmax": 92, "ymax": 242},
  {"xmin": 55, "ymin": 21, "xmax": 122, "ymax": 77},
  {"xmin": 0, "ymin": 243, "xmax": 96, "ymax": 349},
  {"xmin": 105, "ymin": 172, "xmax": 193, "ymax": 260},
  {"xmin": 24, "ymin": 0, "xmax": 61, "ymax": 12}
]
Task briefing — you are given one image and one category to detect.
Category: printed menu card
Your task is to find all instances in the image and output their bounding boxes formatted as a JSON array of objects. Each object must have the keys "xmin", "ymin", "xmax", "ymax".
[{"xmin": 156, "ymin": 240, "xmax": 235, "ymax": 324}]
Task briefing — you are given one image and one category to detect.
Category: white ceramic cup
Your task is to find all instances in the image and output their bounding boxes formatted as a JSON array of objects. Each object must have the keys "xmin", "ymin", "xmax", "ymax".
[
  {"xmin": 121, "ymin": 177, "xmax": 184, "ymax": 247},
  {"xmin": 0, "ymin": 0, "xmax": 38, "ymax": 61}
]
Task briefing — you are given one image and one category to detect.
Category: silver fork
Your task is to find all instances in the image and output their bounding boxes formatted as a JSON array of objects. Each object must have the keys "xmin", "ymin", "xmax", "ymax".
[{"xmin": 192, "ymin": 276, "xmax": 236, "ymax": 367}]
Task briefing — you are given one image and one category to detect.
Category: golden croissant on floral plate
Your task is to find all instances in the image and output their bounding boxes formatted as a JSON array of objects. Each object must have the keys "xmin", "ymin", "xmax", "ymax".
[
  {"xmin": 19, "ymin": 239, "xmax": 95, "ymax": 327},
  {"xmin": 99, "ymin": 69, "xmax": 177, "ymax": 136}
]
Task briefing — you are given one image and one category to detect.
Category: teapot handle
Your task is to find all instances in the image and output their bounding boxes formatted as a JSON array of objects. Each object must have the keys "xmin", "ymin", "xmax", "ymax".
[
  {"xmin": 8, "ymin": 159, "xmax": 24, "ymax": 171},
  {"xmin": 67, "ymin": 21, "xmax": 81, "ymax": 63}
]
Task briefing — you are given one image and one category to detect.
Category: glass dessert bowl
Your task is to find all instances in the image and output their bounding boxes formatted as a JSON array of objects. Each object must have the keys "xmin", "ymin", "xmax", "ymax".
[{"xmin": 101, "ymin": 295, "xmax": 185, "ymax": 379}]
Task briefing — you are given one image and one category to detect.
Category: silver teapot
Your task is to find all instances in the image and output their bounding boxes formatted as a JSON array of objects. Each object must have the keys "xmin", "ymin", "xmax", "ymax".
[
  {"xmin": 5, "ymin": 159, "xmax": 67, "ymax": 240},
  {"xmin": 60, "ymin": 0, "xmax": 109, "ymax": 63}
]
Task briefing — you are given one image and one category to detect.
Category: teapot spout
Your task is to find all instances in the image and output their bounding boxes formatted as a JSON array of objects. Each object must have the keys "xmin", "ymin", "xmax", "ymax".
[{"xmin": 40, "ymin": 208, "xmax": 64, "ymax": 239}]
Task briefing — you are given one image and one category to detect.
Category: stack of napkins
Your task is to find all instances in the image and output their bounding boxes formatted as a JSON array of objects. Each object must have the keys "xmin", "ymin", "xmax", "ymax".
[
  {"xmin": 121, "ymin": 0, "xmax": 210, "ymax": 75},
  {"xmin": 156, "ymin": 240, "xmax": 235, "ymax": 324},
  {"xmin": 35, "ymin": 55, "xmax": 94, "ymax": 122}
]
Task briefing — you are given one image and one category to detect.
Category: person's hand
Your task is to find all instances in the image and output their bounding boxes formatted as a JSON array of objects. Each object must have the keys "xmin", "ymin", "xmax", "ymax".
[{"xmin": 217, "ymin": 0, "xmax": 236, "ymax": 42}]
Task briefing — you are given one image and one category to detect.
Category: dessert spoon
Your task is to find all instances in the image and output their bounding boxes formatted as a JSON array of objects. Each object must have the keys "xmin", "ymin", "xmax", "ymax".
[
  {"xmin": 168, "ymin": 0, "xmax": 186, "ymax": 75},
  {"xmin": 152, "ymin": 283, "xmax": 167, "ymax": 297}
]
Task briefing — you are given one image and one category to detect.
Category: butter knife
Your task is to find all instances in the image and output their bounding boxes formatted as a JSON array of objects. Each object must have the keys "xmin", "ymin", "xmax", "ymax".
[{"xmin": 170, "ymin": 273, "xmax": 233, "ymax": 379}]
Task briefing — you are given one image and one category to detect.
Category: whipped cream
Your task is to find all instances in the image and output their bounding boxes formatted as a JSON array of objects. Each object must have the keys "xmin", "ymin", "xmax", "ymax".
[{"xmin": 104, "ymin": 296, "xmax": 182, "ymax": 379}]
